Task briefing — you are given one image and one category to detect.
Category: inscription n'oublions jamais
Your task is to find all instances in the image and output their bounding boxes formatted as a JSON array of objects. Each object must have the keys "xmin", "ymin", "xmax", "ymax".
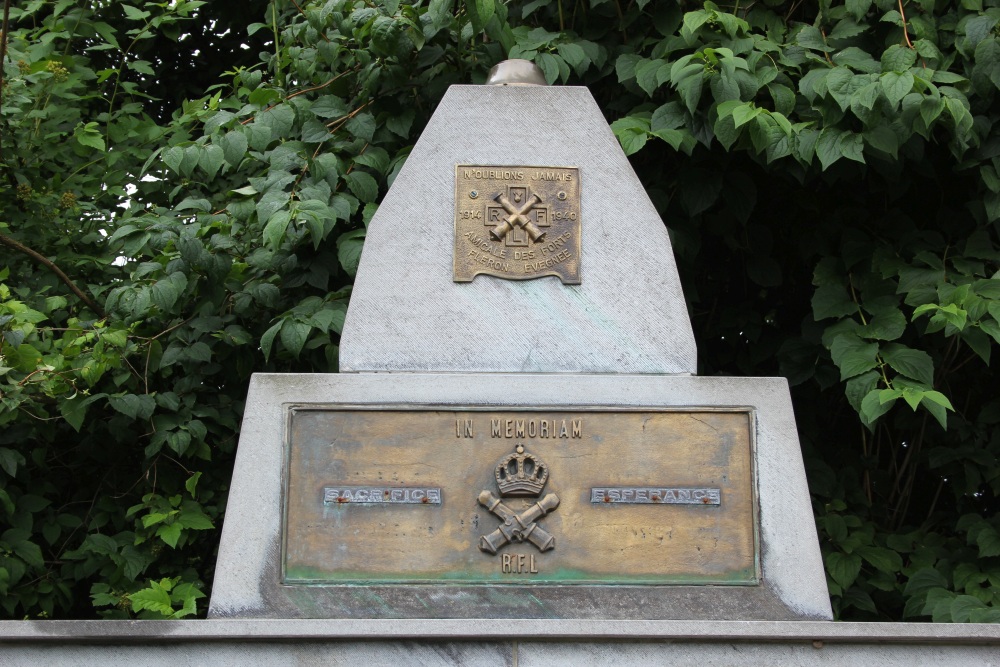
[{"xmin": 454, "ymin": 165, "xmax": 581, "ymax": 284}]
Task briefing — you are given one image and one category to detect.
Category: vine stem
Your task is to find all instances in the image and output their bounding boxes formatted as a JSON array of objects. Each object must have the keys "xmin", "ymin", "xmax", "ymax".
[
  {"xmin": 0, "ymin": 232, "xmax": 106, "ymax": 316},
  {"xmin": 898, "ymin": 0, "xmax": 914, "ymax": 49}
]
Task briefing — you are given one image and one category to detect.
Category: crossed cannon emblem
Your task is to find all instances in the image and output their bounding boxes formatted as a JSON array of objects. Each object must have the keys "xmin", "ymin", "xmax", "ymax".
[
  {"xmin": 478, "ymin": 490, "xmax": 559, "ymax": 553},
  {"xmin": 489, "ymin": 188, "xmax": 547, "ymax": 243},
  {"xmin": 478, "ymin": 443, "xmax": 559, "ymax": 554}
]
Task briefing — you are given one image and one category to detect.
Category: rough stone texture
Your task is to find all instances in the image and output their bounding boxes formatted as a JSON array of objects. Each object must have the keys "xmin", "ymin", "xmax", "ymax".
[
  {"xmin": 0, "ymin": 641, "xmax": 512, "ymax": 667},
  {"xmin": 338, "ymin": 85, "xmax": 696, "ymax": 374},
  {"xmin": 209, "ymin": 372, "xmax": 830, "ymax": 620},
  {"xmin": 2, "ymin": 620, "xmax": 997, "ymax": 666},
  {"xmin": 516, "ymin": 642, "xmax": 999, "ymax": 666}
]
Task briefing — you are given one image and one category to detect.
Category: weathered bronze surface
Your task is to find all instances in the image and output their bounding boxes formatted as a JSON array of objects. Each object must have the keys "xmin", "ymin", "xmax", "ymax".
[
  {"xmin": 453, "ymin": 166, "xmax": 581, "ymax": 283},
  {"xmin": 283, "ymin": 409, "xmax": 757, "ymax": 585}
]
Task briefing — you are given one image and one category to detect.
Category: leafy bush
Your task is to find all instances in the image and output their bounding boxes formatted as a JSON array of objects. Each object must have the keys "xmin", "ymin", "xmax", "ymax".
[{"xmin": 0, "ymin": 0, "xmax": 997, "ymax": 620}]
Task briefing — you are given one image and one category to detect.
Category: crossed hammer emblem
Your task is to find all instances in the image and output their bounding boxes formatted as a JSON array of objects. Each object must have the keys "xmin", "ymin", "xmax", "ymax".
[
  {"xmin": 490, "ymin": 190, "xmax": 546, "ymax": 243},
  {"xmin": 478, "ymin": 490, "xmax": 559, "ymax": 554}
]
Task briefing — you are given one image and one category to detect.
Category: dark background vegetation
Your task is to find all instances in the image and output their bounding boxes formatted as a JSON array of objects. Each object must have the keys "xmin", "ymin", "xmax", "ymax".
[{"xmin": 0, "ymin": 0, "xmax": 998, "ymax": 620}]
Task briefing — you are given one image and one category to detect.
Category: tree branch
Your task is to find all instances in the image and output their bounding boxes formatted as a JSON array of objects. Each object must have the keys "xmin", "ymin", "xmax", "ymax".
[{"xmin": 0, "ymin": 232, "xmax": 106, "ymax": 317}]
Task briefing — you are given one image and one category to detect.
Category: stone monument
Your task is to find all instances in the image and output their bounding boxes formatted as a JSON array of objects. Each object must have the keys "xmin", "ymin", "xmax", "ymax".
[
  {"xmin": 3, "ymin": 60, "xmax": 998, "ymax": 666},
  {"xmin": 208, "ymin": 60, "xmax": 831, "ymax": 621}
]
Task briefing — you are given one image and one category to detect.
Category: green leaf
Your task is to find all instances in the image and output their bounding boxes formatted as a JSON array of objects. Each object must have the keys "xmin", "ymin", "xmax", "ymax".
[
  {"xmin": 337, "ymin": 229, "xmax": 366, "ymax": 276},
  {"xmin": 712, "ymin": 114, "xmax": 740, "ymax": 150},
  {"xmin": 385, "ymin": 109, "xmax": 415, "ymax": 138},
  {"xmin": 11, "ymin": 537, "xmax": 45, "ymax": 570},
  {"xmin": 675, "ymin": 72, "xmax": 704, "ymax": 114},
  {"xmin": 839, "ymin": 132, "xmax": 865, "ymax": 164},
  {"xmin": 131, "ymin": 584, "xmax": 174, "ymax": 615},
  {"xmin": 651, "ymin": 102, "xmax": 686, "ymax": 132},
  {"xmin": 616, "ymin": 53, "xmax": 642, "ymax": 82},
  {"xmin": 859, "ymin": 307, "xmax": 906, "ymax": 340},
  {"xmin": 108, "ymin": 393, "xmax": 156, "ymax": 421},
  {"xmin": 950, "ymin": 595, "xmax": 988, "ymax": 623},
  {"xmin": 0, "ymin": 448, "xmax": 26, "ymax": 477},
  {"xmin": 59, "ymin": 394, "xmax": 103, "ymax": 433},
  {"xmin": 830, "ymin": 334, "xmax": 879, "ymax": 380},
  {"xmin": 557, "ymin": 42, "xmax": 588, "ymax": 75},
  {"xmin": 219, "ymin": 131, "xmax": 248, "ymax": 167},
  {"xmin": 732, "ymin": 103, "xmax": 761, "ymax": 129},
  {"xmin": 816, "ymin": 128, "xmax": 845, "ymax": 170},
  {"xmin": 257, "ymin": 104, "xmax": 294, "ymax": 138},
  {"xmin": 185, "ymin": 473, "xmax": 202, "ymax": 500},
  {"xmin": 122, "ymin": 4, "xmax": 151, "ymax": 20},
  {"xmin": 260, "ymin": 321, "xmax": 282, "ymax": 362},
  {"xmin": 467, "ymin": 0, "xmax": 495, "ymax": 32},
  {"xmin": 880, "ymin": 71, "xmax": 914, "ymax": 109},
  {"xmin": 302, "ymin": 120, "xmax": 331, "ymax": 144},
  {"xmin": 537, "ymin": 52, "xmax": 561, "ymax": 85},
  {"xmin": 263, "ymin": 210, "xmax": 292, "ymax": 248},
  {"xmin": 846, "ymin": 0, "xmax": 872, "ymax": 21},
  {"xmin": 681, "ymin": 9, "xmax": 710, "ymax": 37},
  {"xmin": 881, "ymin": 343, "xmax": 934, "ymax": 385},
  {"xmin": 882, "ymin": 44, "xmax": 917, "ymax": 72},
  {"xmin": 861, "ymin": 388, "xmax": 894, "ymax": 425},
  {"xmin": 635, "ymin": 59, "xmax": 666, "ymax": 96},
  {"xmin": 156, "ymin": 522, "xmax": 183, "ymax": 549},
  {"xmin": 279, "ymin": 320, "xmax": 311, "ymax": 358},
  {"xmin": 977, "ymin": 527, "xmax": 1000, "ymax": 557},
  {"xmin": 863, "ymin": 126, "xmax": 899, "ymax": 158},
  {"xmin": 825, "ymin": 67, "xmax": 855, "ymax": 111},
  {"xmin": 178, "ymin": 508, "xmax": 214, "ymax": 531},
  {"xmin": 825, "ymin": 551, "xmax": 862, "ymax": 588},
  {"xmin": 344, "ymin": 171, "xmax": 379, "ymax": 203},
  {"xmin": 151, "ymin": 272, "xmax": 188, "ymax": 312},
  {"xmin": 845, "ymin": 370, "xmax": 879, "ymax": 414},
  {"xmin": 311, "ymin": 96, "xmax": 350, "ymax": 119},
  {"xmin": 256, "ymin": 190, "xmax": 289, "ymax": 225},
  {"xmin": 74, "ymin": 123, "xmax": 106, "ymax": 152}
]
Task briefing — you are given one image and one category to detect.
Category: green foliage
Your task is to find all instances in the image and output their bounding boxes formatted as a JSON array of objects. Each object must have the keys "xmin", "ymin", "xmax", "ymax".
[{"xmin": 1, "ymin": 0, "xmax": 999, "ymax": 622}]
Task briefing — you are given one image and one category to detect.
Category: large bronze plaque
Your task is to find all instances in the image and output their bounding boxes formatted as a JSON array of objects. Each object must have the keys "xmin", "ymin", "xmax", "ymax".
[
  {"xmin": 453, "ymin": 165, "xmax": 581, "ymax": 283},
  {"xmin": 283, "ymin": 408, "xmax": 758, "ymax": 585}
]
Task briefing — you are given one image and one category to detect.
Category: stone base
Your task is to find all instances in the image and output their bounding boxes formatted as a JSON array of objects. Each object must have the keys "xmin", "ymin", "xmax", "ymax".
[
  {"xmin": 1, "ymin": 619, "xmax": 998, "ymax": 666},
  {"xmin": 211, "ymin": 373, "xmax": 830, "ymax": 620}
]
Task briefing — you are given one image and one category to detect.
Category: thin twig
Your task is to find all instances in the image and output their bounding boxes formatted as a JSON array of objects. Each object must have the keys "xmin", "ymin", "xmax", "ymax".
[
  {"xmin": 0, "ymin": 232, "xmax": 106, "ymax": 316},
  {"xmin": 149, "ymin": 315, "xmax": 195, "ymax": 340},
  {"xmin": 239, "ymin": 69, "xmax": 358, "ymax": 126},
  {"xmin": 820, "ymin": 28, "xmax": 834, "ymax": 66},
  {"xmin": 898, "ymin": 0, "xmax": 914, "ymax": 49}
]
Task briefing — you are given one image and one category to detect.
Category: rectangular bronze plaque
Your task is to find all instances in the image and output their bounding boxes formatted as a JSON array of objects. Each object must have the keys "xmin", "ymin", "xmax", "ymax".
[
  {"xmin": 283, "ymin": 408, "xmax": 758, "ymax": 585},
  {"xmin": 453, "ymin": 165, "xmax": 581, "ymax": 283}
]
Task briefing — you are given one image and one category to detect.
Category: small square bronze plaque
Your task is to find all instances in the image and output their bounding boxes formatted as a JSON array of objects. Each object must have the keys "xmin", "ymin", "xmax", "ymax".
[
  {"xmin": 282, "ymin": 408, "xmax": 758, "ymax": 585},
  {"xmin": 454, "ymin": 165, "xmax": 581, "ymax": 283}
]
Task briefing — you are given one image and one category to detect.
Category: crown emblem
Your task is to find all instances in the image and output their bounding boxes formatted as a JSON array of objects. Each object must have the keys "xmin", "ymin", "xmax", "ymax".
[{"xmin": 495, "ymin": 443, "xmax": 548, "ymax": 497}]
